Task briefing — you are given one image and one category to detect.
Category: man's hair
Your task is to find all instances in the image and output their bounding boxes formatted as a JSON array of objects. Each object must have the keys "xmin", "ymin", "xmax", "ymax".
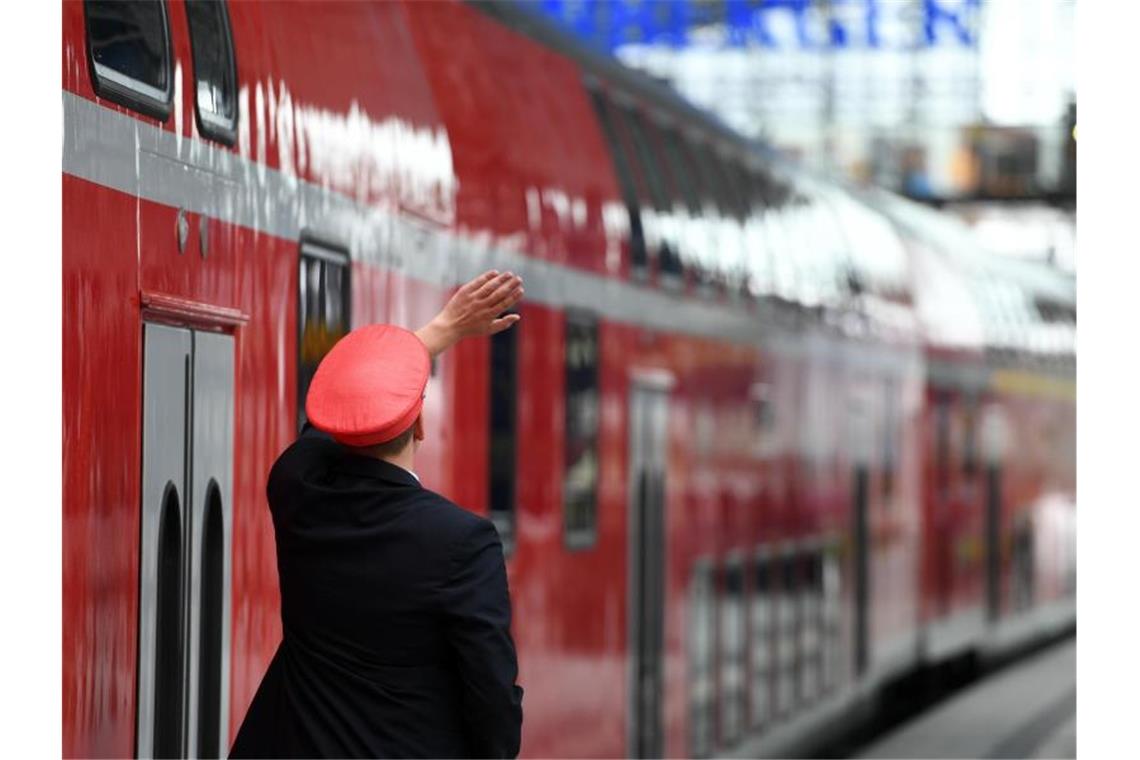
[{"xmin": 353, "ymin": 425, "xmax": 415, "ymax": 460}]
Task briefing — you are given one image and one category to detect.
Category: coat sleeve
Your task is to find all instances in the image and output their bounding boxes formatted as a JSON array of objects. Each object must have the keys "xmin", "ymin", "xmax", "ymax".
[{"xmin": 440, "ymin": 518, "xmax": 524, "ymax": 758}]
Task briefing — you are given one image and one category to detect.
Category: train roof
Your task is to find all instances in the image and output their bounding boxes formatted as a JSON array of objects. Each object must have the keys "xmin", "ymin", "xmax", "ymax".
[{"xmin": 474, "ymin": 0, "xmax": 1074, "ymax": 369}]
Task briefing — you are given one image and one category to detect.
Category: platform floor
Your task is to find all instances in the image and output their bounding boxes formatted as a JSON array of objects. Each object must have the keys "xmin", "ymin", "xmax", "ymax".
[{"xmin": 856, "ymin": 638, "xmax": 1076, "ymax": 759}]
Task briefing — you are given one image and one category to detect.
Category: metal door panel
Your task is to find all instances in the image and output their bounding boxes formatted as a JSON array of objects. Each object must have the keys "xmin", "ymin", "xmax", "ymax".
[
  {"xmin": 187, "ymin": 331, "xmax": 234, "ymax": 759},
  {"xmin": 138, "ymin": 324, "xmax": 192, "ymax": 759}
]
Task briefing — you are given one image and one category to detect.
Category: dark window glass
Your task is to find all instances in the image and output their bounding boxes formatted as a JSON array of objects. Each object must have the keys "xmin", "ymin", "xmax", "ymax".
[
  {"xmin": 962, "ymin": 396, "xmax": 979, "ymax": 478},
  {"xmin": 719, "ymin": 559, "xmax": 746, "ymax": 747},
  {"xmin": 687, "ymin": 142, "xmax": 729, "ymax": 214},
  {"xmin": 727, "ymin": 164, "xmax": 755, "ymax": 213},
  {"xmin": 799, "ymin": 550, "xmax": 823, "ymax": 703},
  {"xmin": 588, "ymin": 90, "xmax": 648, "ymax": 275},
  {"xmin": 883, "ymin": 380, "xmax": 897, "ymax": 498},
  {"xmin": 489, "ymin": 326, "xmax": 518, "ymax": 547},
  {"xmin": 1034, "ymin": 296, "xmax": 1076, "ymax": 324},
  {"xmin": 197, "ymin": 481, "xmax": 224, "ymax": 759},
  {"xmin": 564, "ymin": 313, "xmax": 600, "ymax": 547},
  {"xmin": 622, "ymin": 109, "xmax": 670, "ymax": 212},
  {"xmin": 749, "ymin": 552, "xmax": 773, "ymax": 728},
  {"xmin": 659, "ymin": 128, "xmax": 701, "ymax": 213},
  {"xmin": 298, "ymin": 243, "xmax": 351, "ymax": 431},
  {"xmin": 589, "ymin": 90, "xmax": 637, "ymax": 207},
  {"xmin": 776, "ymin": 549, "xmax": 799, "ymax": 715},
  {"xmin": 185, "ymin": 0, "xmax": 238, "ymax": 143},
  {"xmin": 154, "ymin": 483, "xmax": 185, "ymax": 759},
  {"xmin": 85, "ymin": 0, "xmax": 172, "ymax": 119}
]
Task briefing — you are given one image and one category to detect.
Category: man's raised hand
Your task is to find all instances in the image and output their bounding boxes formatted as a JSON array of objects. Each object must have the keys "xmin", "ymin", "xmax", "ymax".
[{"xmin": 415, "ymin": 271, "xmax": 524, "ymax": 358}]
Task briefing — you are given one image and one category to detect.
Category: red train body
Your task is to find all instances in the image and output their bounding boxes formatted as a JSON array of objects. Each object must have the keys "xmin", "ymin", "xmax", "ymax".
[{"xmin": 62, "ymin": 2, "xmax": 1075, "ymax": 758}]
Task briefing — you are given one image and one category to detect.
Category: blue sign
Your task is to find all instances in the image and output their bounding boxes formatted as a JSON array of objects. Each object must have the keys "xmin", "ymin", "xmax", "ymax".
[{"xmin": 534, "ymin": 0, "xmax": 982, "ymax": 52}]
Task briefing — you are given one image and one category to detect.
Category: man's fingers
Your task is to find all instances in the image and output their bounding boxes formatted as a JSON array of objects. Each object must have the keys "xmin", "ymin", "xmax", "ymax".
[
  {"xmin": 474, "ymin": 271, "xmax": 515, "ymax": 300},
  {"xmin": 487, "ymin": 284, "xmax": 523, "ymax": 315},
  {"xmin": 460, "ymin": 270, "xmax": 498, "ymax": 296},
  {"xmin": 488, "ymin": 314, "xmax": 521, "ymax": 334}
]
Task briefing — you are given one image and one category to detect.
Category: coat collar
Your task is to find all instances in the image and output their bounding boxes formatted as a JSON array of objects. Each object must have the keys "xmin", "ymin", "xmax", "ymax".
[{"xmin": 334, "ymin": 453, "xmax": 422, "ymax": 489}]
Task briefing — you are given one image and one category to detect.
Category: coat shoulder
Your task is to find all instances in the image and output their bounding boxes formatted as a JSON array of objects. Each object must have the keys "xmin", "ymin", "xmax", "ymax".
[{"xmin": 415, "ymin": 490, "xmax": 496, "ymax": 548}]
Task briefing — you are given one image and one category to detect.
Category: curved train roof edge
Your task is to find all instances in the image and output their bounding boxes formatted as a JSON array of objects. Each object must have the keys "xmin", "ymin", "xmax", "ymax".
[{"xmin": 469, "ymin": 0, "xmax": 1074, "ymax": 369}]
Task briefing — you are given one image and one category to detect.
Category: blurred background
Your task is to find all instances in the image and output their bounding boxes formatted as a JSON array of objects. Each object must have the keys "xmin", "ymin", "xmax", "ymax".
[{"xmin": 536, "ymin": 0, "xmax": 1077, "ymax": 272}]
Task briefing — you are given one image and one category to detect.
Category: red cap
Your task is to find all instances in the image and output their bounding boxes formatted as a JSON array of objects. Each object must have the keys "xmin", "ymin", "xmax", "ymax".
[{"xmin": 305, "ymin": 324, "xmax": 430, "ymax": 447}]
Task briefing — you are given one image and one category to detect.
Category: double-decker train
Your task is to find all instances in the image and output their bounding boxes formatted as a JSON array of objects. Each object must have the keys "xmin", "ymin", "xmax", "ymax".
[{"xmin": 62, "ymin": 1, "xmax": 1075, "ymax": 757}]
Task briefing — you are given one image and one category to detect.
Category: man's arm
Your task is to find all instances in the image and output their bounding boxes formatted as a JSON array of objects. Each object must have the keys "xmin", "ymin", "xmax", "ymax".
[
  {"xmin": 440, "ymin": 519, "xmax": 524, "ymax": 758},
  {"xmin": 416, "ymin": 271, "xmax": 524, "ymax": 358}
]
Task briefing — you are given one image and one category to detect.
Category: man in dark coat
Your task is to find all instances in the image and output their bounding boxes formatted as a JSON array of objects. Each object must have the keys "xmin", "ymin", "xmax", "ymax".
[{"xmin": 230, "ymin": 271, "xmax": 525, "ymax": 759}]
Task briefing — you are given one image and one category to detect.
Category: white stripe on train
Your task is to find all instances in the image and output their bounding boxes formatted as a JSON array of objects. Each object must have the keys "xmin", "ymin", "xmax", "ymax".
[{"xmin": 63, "ymin": 90, "xmax": 918, "ymax": 375}]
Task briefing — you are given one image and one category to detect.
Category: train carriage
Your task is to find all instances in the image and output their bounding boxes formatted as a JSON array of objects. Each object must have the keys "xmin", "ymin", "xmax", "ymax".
[{"xmin": 62, "ymin": 2, "xmax": 1075, "ymax": 759}]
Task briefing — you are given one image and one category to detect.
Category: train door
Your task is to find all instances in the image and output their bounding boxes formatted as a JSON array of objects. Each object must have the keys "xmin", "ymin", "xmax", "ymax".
[
  {"xmin": 137, "ymin": 324, "xmax": 234, "ymax": 759},
  {"xmin": 629, "ymin": 380, "xmax": 669, "ymax": 758}
]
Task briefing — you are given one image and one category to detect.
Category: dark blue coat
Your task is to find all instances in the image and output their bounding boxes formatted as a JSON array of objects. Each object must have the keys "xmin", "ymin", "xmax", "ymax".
[{"xmin": 230, "ymin": 427, "xmax": 523, "ymax": 758}]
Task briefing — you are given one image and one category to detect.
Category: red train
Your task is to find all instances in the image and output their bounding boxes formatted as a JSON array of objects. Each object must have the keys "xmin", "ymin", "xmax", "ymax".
[{"xmin": 62, "ymin": 1, "xmax": 1076, "ymax": 757}]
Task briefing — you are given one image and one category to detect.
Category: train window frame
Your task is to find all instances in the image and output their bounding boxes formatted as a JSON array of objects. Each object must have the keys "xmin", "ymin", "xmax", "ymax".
[
  {"xmin": 488, "ymin": 319, "xmax": 519, "ymax": 553},
  {"xmin": 297, "ymin": 238, "xmax": 352, "ymax": 433},
  {"xmin": 184, "ymin": 0, "xmax": 239, "ymax": 145},
  {"xmin": 84, "ymin": 0, "xmax": 174, "ymax": 121},
  {"xmin": 563, "ymin": 310, "xmax": 601, "ymax": 550}
]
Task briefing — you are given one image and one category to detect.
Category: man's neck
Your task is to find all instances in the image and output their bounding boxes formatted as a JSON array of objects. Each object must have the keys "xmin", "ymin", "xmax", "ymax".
[{"xmin": 380, "ymin": 453, "xmax": 418, "ymax": 481}]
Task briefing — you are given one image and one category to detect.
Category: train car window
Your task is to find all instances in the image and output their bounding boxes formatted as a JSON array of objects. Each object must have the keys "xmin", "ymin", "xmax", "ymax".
[
  {"xmin": 749, "ymin": 551, "xmax": 772, "ymax": 730},
  {"xmin": 718, "ymin": 557, "xmax": 747, "ymax": 748},
  {"xmin": 734, "ymin": 164, "xmax": 762, "ymax": 214},
  {"xmin": 489, "ymin": 325, "xmax": 518, "ymax": 549},
  {"xmin": 608, "ymin": 106, "xmax": 654, "ymax": 211},
  {"xmin": 621, "ymin": 108, "xmax": 670, "ymax": 212},
  {"xmin": 821, "ymin": 541, "xmax": 841, "ymax": 691},
  {"xmin": 882, "ymin": 379, "xmax": 897, "ymax": 499},
  {"xmin": 297, "ymin": 242, "xmax": 351, "ymax": 432},
  {"xmin": 588, "ymin": 91, "xmax": 636, "ymax": 210},
  {"xmin": 688, "ymin": 560, "xmax": 716, "ymax": 759},
  {"xmin": 154, "ymin": 484, "xmax": 185, "ymax": 758},
  {"xmin": 84, "ymin": 0, "xmax": 173, "ymax": 120},
  {"xmin": 658, "ymin": 128, "xmax": 701, "ymax": 214},
  {"xmin": 588, "ymin": 90, "xmax": 649, "ymax": 276},
  {"xmin": 716, "ymin": 156, "xmax": 753, "ymax": 220},
  {"xmin": 691, "ymin": 144, "xmax": 733, "ymax": 217},
  {"xmin": 798, "ymin": 550, "xmax": 823, "ymax": 704},
  {"xmin": 776, "ymin": 547, "xmax": 799, "ymax": 715},
  {"xmin": 197, "ymin": 481, "xmax": 225, "ymax": 759},
  {"xmin": 564, "ymin": 312, "xmax": 600, "ymax": 548},
  {"xmin": 185, "ymin": 0, "xmax": 238, "ymax": 144},
  {"xmin": 962, "ymin": 396, "xmax": 979, "ymax": 478}
]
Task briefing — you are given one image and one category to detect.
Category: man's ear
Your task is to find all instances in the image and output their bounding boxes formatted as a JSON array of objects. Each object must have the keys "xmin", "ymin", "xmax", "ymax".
[{"xmin": 412, "ymin": 413, "xmax": 425, "ymax": 442}]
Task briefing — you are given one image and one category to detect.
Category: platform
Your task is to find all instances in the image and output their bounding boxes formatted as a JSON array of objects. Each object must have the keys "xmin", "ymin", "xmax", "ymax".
[{"xmin": 855, "ymin": 638, "xmax": 1076, "ymax": 759}]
